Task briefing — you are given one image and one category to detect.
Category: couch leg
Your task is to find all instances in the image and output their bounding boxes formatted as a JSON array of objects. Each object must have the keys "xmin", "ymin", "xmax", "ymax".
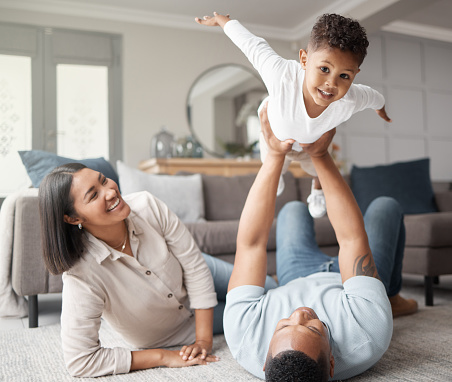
[
  {"xmin": 424, "ymin": 276, "xmax": 434, "ymax": 307},
  {"xmin": 28, "ymin": 295, "xmax": 38, "ymax": 328}
]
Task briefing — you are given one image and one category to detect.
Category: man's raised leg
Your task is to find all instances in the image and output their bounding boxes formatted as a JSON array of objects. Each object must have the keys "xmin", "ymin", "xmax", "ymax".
[
  {"xmin": 364, "ymin": 197, "xmax": 417, "ymax": 317},
  {"xmin": 276, "ymin": 201, "xmax": 339, "ymax": 286}
]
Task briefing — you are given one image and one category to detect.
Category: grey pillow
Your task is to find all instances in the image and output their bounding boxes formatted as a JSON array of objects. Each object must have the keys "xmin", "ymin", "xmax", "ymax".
[{"xmin": 117, "ymin": 161, "xmax": 205, "ymax": 223}]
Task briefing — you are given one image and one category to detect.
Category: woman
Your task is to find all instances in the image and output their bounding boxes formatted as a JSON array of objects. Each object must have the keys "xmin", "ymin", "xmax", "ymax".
[{"xmin": 39, "ymin": 163, "xmax": 277, "ymax": 377}]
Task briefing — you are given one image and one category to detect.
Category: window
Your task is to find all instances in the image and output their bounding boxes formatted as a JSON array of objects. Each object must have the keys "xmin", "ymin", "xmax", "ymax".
[{"xmin": 0, "ymin": 23, "xmax": 122, "ymax": 197}]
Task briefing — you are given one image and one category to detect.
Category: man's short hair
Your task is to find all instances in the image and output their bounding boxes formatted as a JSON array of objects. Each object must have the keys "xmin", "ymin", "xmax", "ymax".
[
  {"xmin": 265, "ymin": 350, "xmax": 329, "ymax": 382},
  {"xmin": 309, "ymin": 13, "xmax": 369, "ymax": 66}
]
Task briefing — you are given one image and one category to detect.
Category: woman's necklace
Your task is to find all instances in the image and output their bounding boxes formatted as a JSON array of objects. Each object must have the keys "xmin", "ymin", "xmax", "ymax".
[{"xmin": 109, "ymin": 229, "xmax": 128, "ymax": 253}]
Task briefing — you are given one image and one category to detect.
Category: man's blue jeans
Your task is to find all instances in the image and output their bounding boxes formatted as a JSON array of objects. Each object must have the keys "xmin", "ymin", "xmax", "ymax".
[
  {"xmin": 202, "ymin": 253, "xmax": 278, "ymax": 334},
  {"xmin": 276, "ymin": 197, "xmax": 405, "ymax": 298}
]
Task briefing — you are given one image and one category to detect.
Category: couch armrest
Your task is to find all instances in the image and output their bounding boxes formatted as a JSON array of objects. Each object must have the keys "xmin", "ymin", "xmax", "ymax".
[
  {"xmin": 435, "ymin": 191, "xmax": 452, "ymax": 212},
  {"xmin": 404, "ymin": 212, "xmax": 452, "ymax": 247},
  {"xmin": 11, "ymin": 194, "xmax": 62, "ymax": 296}
]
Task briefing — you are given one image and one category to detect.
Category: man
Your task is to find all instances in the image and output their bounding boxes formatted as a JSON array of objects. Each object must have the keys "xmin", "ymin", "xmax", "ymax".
[{"xmin": 223, "ymin": 104, "xmax": 416, "ymax": 381}]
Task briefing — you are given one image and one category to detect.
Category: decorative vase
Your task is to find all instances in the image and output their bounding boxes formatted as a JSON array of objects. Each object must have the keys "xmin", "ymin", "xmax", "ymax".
[
  {"xmin": 150, "ymin": 126, "xmax": 175, "ymax": 158},
  {"xmin": 172, "ymin": 135, "xmax": 203, "ymax": 158}
]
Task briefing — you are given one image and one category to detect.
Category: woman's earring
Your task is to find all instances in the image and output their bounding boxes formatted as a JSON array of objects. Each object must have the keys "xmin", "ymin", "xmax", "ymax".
[{"xmin": 78, "ymin": 223, "xmax": 82, "ymax": 230}]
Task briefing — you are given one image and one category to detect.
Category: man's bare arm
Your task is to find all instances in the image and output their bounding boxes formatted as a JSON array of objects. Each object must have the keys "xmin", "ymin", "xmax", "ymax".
[
  {"xmin": 304, "ymin": 143, "xmax": 379, "ymax": 283},
  {"xmin": 228, "ymin": 104, "xmax": 294, "ymax": 292}
]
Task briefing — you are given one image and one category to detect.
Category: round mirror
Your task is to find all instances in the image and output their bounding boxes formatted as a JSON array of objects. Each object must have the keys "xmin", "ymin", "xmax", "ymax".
[{"xmin": 186, "ymin": 64, "xmax": 268, "ymax": 158}]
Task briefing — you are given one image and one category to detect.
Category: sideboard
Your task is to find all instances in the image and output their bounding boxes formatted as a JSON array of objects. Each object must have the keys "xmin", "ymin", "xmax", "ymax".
[{"xmin": 138, "ymin": 158, "xmax": 308, "ymax": 177}]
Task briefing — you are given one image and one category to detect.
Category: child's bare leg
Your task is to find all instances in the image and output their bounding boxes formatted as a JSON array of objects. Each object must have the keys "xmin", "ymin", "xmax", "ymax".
[{"xmin": 313, "ymin": 176, "xmax": 322, "ymax": 190}]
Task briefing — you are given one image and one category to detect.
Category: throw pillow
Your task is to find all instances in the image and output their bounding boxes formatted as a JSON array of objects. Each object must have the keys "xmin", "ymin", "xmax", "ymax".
[
  {"xmin": 351, "ymin": 158, "xmax": 437, "ymax": 215},
  {"xmin": 116, "ymin": 161, "xmax": 205, "ymax": 223},
  {"xmin": 18, "ymin": 150, "xmax": 119, "ymax": 188}
]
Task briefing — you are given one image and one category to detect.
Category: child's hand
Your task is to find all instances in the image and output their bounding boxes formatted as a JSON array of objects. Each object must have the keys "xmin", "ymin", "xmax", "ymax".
[
  {"xmin": 376, "ymin": 106, "xmax": 392, "ymax": 122},
  {"xmin": 195, "ymin": 12, "xmax": 230, "ymax": 29}
]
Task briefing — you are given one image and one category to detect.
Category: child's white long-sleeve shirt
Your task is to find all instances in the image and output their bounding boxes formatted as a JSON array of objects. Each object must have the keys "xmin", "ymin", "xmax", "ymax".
[{"xmin": 224, "ymin": 20, "xmax": 385, "ymax": 148}]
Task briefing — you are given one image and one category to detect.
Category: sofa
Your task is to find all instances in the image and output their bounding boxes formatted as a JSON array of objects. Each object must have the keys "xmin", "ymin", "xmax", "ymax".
[{"xmin": 2, "ymin": 160, "xmax": 452, "ymax": 328}]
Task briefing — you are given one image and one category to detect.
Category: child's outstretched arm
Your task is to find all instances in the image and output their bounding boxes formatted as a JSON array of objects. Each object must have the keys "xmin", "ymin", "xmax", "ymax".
[
  {"xmin": 376, "ymin": 105, "xmax": 392, "ymax": 122},
  {"xmin": 195, "ymin": 12, "xmax": 284, "ymax": 96},
  {"xmin": 195, "ymin": 12, "xmax": 230, "ymax": 29}
]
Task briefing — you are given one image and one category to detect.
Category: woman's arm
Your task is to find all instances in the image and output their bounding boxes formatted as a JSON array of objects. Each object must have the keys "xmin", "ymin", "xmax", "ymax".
[
  {"xmin": 61, "ymin": 277, "xmax": 131, "ymax": 377},
  {"xmin": 63, "ymin": 271, "xmax": 218, "ymax": 377},
  {"xmin": 147, "ymin": 195, "xmax": 218, "ymax": 360},
  {"xmin": 179, "ymin": 308, "xmax": 215, "ymax": 361},
  {"xmin": 151, "ymin": 195, "xmax": 217, "ymax": 310},
  {"xmin": 131, "ymin": 347, "xmax": 217, "ymax": 370}
]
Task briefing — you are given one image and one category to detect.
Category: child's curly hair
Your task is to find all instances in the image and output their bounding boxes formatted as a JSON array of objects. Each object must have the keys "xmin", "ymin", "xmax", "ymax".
[{"xmin": 309, "ymin": 14, "xmax": 369, "ymax": 66}]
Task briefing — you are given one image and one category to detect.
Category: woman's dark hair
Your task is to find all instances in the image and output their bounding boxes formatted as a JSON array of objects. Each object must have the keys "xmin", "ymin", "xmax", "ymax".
[
  {"xmin": 39, "ymin": 163, "xmax": 87, "ymax": 275},
  {"xmin": 309, "ymin": 13, "xmax": 369, "ymax": 66},
  {"xmin": 265, "ymin": 350, "xmax": 329, "ymax": 382}
]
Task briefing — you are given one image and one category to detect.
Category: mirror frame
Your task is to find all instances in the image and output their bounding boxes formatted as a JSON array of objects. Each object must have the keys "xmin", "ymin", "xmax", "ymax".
[{"xmin": 186, "ymin": 63, "xmax": 266, "ymax": 158}]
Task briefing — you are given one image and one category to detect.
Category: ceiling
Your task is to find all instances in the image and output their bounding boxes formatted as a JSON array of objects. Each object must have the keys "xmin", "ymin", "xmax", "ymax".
[{"xmin": 0, "ymin": 0, "xmax": 451, "ymax": 43}]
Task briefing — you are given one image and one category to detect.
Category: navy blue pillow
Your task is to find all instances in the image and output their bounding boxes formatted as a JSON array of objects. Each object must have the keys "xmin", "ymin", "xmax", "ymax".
[
  {"xmin": 18, "ymin": 150, "xmax": 119, "ymax": 188},
  {"xmin": 351, "ymin": 158, "xmax": 437, "ymax": 215}
]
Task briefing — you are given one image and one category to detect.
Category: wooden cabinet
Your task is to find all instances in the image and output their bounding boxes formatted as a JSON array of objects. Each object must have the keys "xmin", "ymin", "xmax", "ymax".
[{"xmin": 139, "ymin": 158, "xmax": 308, "ymax": 177}]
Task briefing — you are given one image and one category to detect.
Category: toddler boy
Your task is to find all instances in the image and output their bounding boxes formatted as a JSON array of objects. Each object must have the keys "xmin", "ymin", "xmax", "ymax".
[{"xmin": 196, "ymin": 12, "xmax": 391, "ymax": 217}]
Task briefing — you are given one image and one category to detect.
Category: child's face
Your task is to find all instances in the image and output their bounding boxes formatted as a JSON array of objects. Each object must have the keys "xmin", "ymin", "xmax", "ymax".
[{"xmin": 300, "ymin": 46, "xmax": 360, "ymax": 108}]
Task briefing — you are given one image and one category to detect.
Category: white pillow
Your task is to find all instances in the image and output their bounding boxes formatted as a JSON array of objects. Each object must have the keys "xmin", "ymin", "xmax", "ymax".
[{"xmin": 116, "ymin": 160, "xmax": 205, "ymax": 223}]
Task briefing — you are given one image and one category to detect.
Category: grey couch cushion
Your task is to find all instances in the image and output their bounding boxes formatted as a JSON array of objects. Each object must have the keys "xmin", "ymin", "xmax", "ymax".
[
  {"xmin": 404, "ymin": 212, "xmax": 452, "ymax": 247},
  {"xmin": 202, "ymin": 172, "xmax": 298, "ymax": 221},
  {"xmin": 296, "ymin": 175, "xmax": 351, "ymax": 204},
  {"xmin": 314, "ymin": 217, "xmax": 337, "ymax": 247},
  {"xmin": 434, "ymin": 191, "xmax": 452, "ymax": 212},
  {"xmin": 185, "ymin": 220, "xmax": 277, "ymax": 256}
]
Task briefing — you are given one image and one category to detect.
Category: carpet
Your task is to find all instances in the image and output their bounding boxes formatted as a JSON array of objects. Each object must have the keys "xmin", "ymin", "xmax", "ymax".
[{"xmin": 1, "ymin": 276, "xmax": 451, "ymax": 381}]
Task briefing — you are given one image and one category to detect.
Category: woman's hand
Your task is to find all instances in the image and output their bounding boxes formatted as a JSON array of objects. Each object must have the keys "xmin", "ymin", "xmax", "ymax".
[
  {"xmin": 195, "ymin": 12, "xmax": 230, "ymax": 29},
  {"xmin": 180, "ymin": 339, "xmax": 214, "ymax": 360},
  {"xmin": 376, "ymin": 105, "xmax": 392, "ymax": 122},
  {"xmin": 259, "ymin": 102, "xmax": 295, "ymax": 158},
  {"xmin": 164, "ymin": 349, "xmax": 218, "ymax": 368}
]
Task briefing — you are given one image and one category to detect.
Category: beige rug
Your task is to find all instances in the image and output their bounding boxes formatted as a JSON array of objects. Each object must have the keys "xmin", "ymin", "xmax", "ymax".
[{"xmin": 1, "ymin": 276, "xmax": 451, "ymax": 381}]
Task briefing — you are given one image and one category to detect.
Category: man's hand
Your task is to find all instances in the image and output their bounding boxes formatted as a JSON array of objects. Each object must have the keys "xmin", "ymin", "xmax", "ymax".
[
  {"xmin": 376, "ymin": 105, "xmax": 392, "ymax": 122},
  {"xmin": 163, "ymin": 349, "xmax": 219, "ymax": 368},
  {"xmin": 180, "ymin": 339, "xmax": 213, "ymax": 361},
  {"xmin": 299, "ymin": 128, "xmax": 336, "ymax": 159},
  {"xmin": 259, "ymin": 102, "xmax": 295, "ymax": 157},
  {"xmin": 195, "ymin": 12, "xmax": 230, "ymax": 29}
]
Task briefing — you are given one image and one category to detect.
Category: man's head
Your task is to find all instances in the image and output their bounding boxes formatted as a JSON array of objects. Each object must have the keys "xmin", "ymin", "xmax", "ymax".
[{"xmin": 264, "ymin": 307, "xmax": 334, "ymax": 381}]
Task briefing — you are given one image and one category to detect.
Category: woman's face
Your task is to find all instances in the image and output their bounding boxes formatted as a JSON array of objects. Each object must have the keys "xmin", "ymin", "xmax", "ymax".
[{"xmin": 65, "ymin": 168, "xmax": 130, "ymax": 231}]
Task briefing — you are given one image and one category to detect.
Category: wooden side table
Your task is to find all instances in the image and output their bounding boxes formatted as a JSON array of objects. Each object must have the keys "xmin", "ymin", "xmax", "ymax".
[{"xmin": 138, "ymin": 158, "xmax": 308, "ymax": 177}]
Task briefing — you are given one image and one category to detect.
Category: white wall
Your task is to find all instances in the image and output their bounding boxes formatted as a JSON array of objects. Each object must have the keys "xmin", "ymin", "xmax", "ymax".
[
  {"xmin": 336, "ymin": 32, "xmax": 452, "ymax": 181},
  {"xmin": 1, "ymin": 8, "xmax": 451, "ymax": 180}
]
